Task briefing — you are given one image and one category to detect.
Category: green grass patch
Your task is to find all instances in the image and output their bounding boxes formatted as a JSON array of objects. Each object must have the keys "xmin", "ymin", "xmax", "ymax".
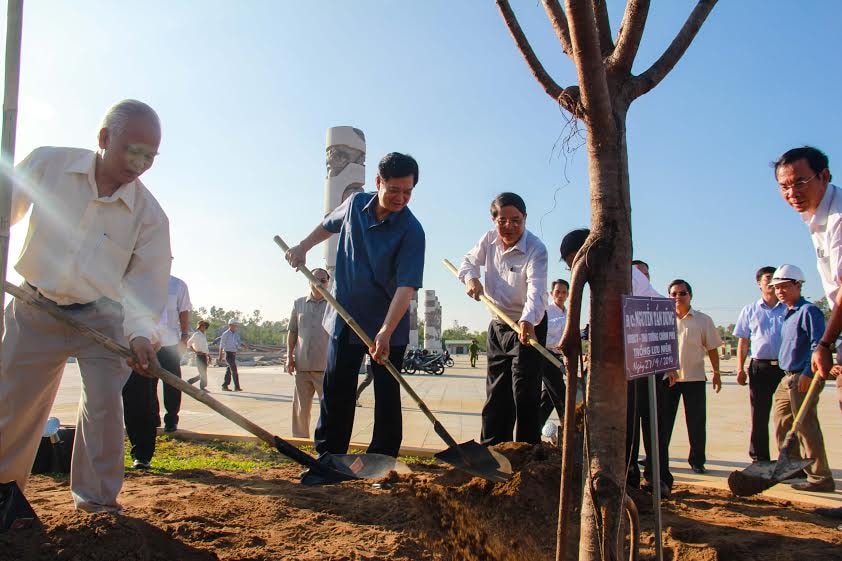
[{"xmin": 125, "ymin": 436, "xmax": 285, "ymax": 472}]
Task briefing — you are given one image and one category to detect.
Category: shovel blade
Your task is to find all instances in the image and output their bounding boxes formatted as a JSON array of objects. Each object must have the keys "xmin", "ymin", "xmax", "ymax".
[
  {"xmin": 771, "ymin": 456, "xmax": 815, "ymax": 483},
  {"xmin": 434, "ymin": 440, "xmax": 512, "ymax": 483},
  {"xmin": 300, "ymin": 453, "xmax": 411, "ymax": 485}
]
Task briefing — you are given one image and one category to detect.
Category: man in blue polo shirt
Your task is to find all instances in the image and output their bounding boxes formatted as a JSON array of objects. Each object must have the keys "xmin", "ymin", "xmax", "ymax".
[
  {"xmin": 770, "ymin": 264, "xmax": 834, "ymax": 493},
  {"xmin": 285, "ymin": 152, "xmax": 424, "ymax": 458},
  {"xmin": 733, "ymin": 266, "xmax": 786, "ymax": 463}
]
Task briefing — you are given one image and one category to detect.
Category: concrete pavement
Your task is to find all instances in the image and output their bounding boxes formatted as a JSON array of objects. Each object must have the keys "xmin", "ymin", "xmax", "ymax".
[{"xmin": 49, "ymin": 355, "xmax": 842, "ymax": 507}]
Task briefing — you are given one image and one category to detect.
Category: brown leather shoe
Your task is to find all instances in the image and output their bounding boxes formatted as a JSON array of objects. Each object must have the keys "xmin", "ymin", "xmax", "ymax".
[{"xmin": 791, "ymin": 479, "xmax": 836, "ymax": 493}]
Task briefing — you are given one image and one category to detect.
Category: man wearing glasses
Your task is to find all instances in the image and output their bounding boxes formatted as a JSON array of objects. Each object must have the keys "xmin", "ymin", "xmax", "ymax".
[
  {"xmin": 775, "ymin": 146, "xmax": 842, "ymax": 513},
  {"xmin": 458, "ymin": 192, "xmax": 548, "ymax": 445},
  {"xmin": 286, "ymin": 268, "xmax": 331, "ymax": 438},
  {"xmin": 0, "ymin": 100, "xmax": 170, "ymax": 511},
  {"xmin": 664, "ymin": 279, "xmax": 722, "ymax": 476},
  {"xmin": 285, "ymin": 153, "xmax": 424, "ymax": 459}
]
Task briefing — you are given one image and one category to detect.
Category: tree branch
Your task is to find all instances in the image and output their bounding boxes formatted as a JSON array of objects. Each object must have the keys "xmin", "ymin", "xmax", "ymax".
[
  {"xmin": 565, "ymin": 0, "xmax": 614, "ymax": 134},
  {"xmin": 497, "ymin": 0, "xmax": 578, "ymax": 112},
  {"xmin": 608, "ymin": 0, "xmax": 650, "ymax": 74},
  {"xmin": 592, "ymin": 0, "xmax": 614, "ymax": 58},
  {"xmin": 541, "ymin": 0, "xmax": 573, "ymax": 56},
  {"xmin": 626, "ymin": 0, "xmax": 717, "ymax": 100}
]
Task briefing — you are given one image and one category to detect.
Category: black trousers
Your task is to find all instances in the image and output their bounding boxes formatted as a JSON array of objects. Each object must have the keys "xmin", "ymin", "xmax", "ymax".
[
  {"xmin": 223, "ymin": 351, "xmax": 240, "ymax": 389},
  {"xmin": 122, "ymin": 345, "xmax": 182, "ymax": 461},
  {"xmin": 626, "ymin": 375, "xmax": 673, "ymax": 488},
  {"xmin": 748, "ymin": 359, "xmax": 785, "ymax": 462},
  {"xmin": 122, "ymin": 372, "xmax": 158, "ymax": 463},
  {"xmin": 482, "ymin": 314, "xmax": 547, "ymax": 445},
  {"xmin": 539, "ymin": 352, "xmax": 566, "ymax": 425},
  {"xmin": 156, "ymin": 345, "xmax": 183, "ymax": 427},
  {"xmin": 663, "ymin": 380, "xmax": 707, "ymax": 468},
  {"xmin": 315, "ymin": 328, "xmax": 405, "ymax": 457}
]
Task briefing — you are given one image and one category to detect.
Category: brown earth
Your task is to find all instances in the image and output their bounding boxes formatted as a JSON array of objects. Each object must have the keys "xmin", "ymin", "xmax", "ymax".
[{"xmin": 2, "ymin": 443, "xmax": 840, "ymax": 561}]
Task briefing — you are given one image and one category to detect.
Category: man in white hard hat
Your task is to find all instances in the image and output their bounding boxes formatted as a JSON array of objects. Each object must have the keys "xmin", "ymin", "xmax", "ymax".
[
  {"xmin": 219, "ymin": 318, "xmax": 244, "ymax": 391},
  {"xmin": 769, "ymin": 264, "xmax": 834, "ymax": 493}
]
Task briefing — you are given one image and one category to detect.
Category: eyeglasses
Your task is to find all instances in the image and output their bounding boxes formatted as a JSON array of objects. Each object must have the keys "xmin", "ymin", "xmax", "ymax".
[
  {"xmin": 778, "ymin": 174, "xmax": 817, "ymax": 192},
  {"xmin": 669, "ymin": 291, "xmax": 689, "ymax": 297},
  {"xmin": 495, "ymin": 217, "xmax": 524, "ymax": 227}
]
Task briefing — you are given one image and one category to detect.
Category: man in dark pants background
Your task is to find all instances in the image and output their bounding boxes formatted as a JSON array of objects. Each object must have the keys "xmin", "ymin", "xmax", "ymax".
[
  {"xmin": 219, "ymin": 318, "xmax": 244, "ymax": 391},
  {"xmin": 285, "ymin": 152, "xmax": 425, "ymax": 458},
  {"xmin": 122, "ymin": 275, "xmax": 191, "ymax": 469},
  {"xmin": 540, "ymin": 279, "xmax": 568, "ymax": 427},
  {"xmin": 459, "ymin": 192, "xmax": 548, "ymax": 445},
  {"xmin": 733, "ymin": 266, "xmax": 786, "ymax": 463}
]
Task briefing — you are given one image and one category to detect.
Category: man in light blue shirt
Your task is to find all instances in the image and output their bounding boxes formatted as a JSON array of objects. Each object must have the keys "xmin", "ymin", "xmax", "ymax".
[
  {"xmin": 286, "ymin": 152, "xmax": 425, "ymax": 458},
  {"xmin": 733, "ymin": 266, "xmax": 786, "ymax": 463},
  {"xmin": 219, "ymin": 318, "xmax": 244, "ymax": 391}
]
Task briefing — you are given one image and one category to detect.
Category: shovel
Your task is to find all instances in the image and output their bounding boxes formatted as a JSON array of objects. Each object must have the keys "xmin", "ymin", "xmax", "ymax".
[
  {"xmin": 728, "ymin": 373, "xmax": 822, "ymax": 496},
  {"xmin": 274, "ymin": 235, "xmax": 511, "ymax": 483},
  {"xmin": 4, "ymin": 282, "xmax": 408, "ymax": 486}
]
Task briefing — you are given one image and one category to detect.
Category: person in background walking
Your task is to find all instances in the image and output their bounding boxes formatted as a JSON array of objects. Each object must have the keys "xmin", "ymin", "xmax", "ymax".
[
  {"xmin": 187, "ymin": 320, "xmax": 210, "ymax": 390},
  {"xmin": 469, "ymin": 339, "xmax": 479, "ymax": 368},
  {"xmin": 220, "ymin": 318, "xmax": 244, "ymax": 391}
]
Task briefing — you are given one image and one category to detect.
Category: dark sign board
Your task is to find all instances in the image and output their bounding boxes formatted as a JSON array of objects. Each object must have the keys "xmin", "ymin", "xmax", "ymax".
[{"xmin": 622, "ymin": 296, "xmax": 678, "ymax": 380}]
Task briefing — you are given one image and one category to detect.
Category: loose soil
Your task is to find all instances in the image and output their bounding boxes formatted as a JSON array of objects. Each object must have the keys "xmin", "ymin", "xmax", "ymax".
[{"xmin": 2, "ymin": 443, "xmax": 840, "ymax": 561}]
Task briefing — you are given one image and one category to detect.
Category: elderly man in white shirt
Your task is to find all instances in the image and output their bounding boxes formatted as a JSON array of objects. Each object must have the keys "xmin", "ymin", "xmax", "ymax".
[
  {"xmin": 187, "ymin": 320, "xmax": 211, "ymax": 390},
  {"xmin": 0, "ymin": 100, "xmax": 171, "ymax": 512},
  {"xmin": 458, "ymin": 192, "xmax": 548, "ymax": 445}
]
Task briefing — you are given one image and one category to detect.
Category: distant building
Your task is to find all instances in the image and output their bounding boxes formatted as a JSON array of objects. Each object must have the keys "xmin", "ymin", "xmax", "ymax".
[{"xmin": 445, "ymin": 340, "xmax": 472, "ymax": 355}]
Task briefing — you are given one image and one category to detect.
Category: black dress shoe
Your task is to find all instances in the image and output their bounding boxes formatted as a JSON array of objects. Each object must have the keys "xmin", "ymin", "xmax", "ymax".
[
  {"xmin": 691, "ymin": 465, "xmax": 707, "ymax": 474},
  {"xmin": 791, "ymin": 480, "xmax": 836, "ymax": 493},
  {"xmin": 221, "ymin": 385, "xmax": 231, "ymax": 391},
  {"xmin": 234, "ymin": 387, "xmax": 243, "ymax": 392},
  {"xmin": 163, "ymin": 424, "xmax": 177, "ymax": 433}
]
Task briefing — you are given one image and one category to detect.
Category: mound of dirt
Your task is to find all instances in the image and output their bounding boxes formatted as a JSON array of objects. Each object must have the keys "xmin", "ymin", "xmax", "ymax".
[{"xmin": 2, "ymin": 444, "xmax": 840, "ymax": 561}]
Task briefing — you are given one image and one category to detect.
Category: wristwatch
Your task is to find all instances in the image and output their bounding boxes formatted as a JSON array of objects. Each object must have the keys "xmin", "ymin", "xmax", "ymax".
[{"xmin": 818, "ymin": 340, "xmax": 832, "ymax": 349}]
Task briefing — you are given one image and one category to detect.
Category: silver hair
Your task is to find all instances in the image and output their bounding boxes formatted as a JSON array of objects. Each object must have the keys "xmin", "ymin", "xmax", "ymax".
[{"xmin": 99, "ymin": 99, "xmax": 160, "ymax": 137}]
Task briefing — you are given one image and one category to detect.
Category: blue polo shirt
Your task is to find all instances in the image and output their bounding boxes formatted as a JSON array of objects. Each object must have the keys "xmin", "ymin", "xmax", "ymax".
[
  {"xmin": 322, "ymin": 191, "xmax": 425, "ymax": 345},
  {"xmin": 778, "ymin": 297, "xmax": 826, "ymax": 377},
  {"xmin": 733, "ymin": 299, "xmax": 786, "ymax": 360}
]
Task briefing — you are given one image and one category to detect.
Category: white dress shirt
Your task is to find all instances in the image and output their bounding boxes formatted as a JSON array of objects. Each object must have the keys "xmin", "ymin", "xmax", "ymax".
[
  {"xmin": 804, "ymin": 183, "xmax": 842, "ymax": 308},
  {"xmin": 632, "ymin": 266, "xmax": 664, "ymax": 298},
  {"xmin": 546, "ymin": 302, "xmax": 567, "ymax": 349},
  {"xmin": 458, "ymin": 229, "xmax": 548, "ymax": 326},
  {"xmin": 158, "ymin": 276, "xmax": 192, "ymax": 347},
  {"xmin": 187, "ymin": 330, "xmax": 209, "ymax": 354},
  {"xmin": 12, "ymin": 147, "xmax": 171, "ymax": 343}
]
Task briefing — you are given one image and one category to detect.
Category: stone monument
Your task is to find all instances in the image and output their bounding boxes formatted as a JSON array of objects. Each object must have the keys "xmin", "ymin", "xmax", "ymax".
[
  {"xmin": 324, "ymin": 126, "xmax": 365, "ymax": 275},
  {"xmin": 423, "ymin": 290, "xmax": 442, "ymax": 351}
]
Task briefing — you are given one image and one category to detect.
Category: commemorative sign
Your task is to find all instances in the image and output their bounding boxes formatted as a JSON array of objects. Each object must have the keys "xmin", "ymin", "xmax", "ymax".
[{"xmin": 623, "ymin": 296, "xmax": 678, "ymax": 380}]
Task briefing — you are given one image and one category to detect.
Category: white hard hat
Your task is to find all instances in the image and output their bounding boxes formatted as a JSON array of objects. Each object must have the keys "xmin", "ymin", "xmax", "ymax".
[
  {"xmin": 228, "ymin": 318, "xmax": 239, "ymax": 325},
  {"xmin": 769, "ymin": 264, "xmax": 806, "ymax": 286}
]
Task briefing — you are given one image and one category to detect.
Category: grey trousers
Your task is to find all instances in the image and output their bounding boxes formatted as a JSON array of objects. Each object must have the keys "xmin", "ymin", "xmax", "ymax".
[
  {"xmin": 0, "ymin": 295, "xmax": 130, "ymax": 512},
  {"xmin": 773, "ymin": 373, "xmax": 833, "ymax": 485}
]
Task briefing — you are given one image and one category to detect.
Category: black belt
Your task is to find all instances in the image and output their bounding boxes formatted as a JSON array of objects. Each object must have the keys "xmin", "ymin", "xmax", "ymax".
[
  {"xmin": 752, "ymin": 358, "xmax": 779, "ymax": 366},
  {"xmin": 25, "ymin": 282, "xmax": 99, "ymax": 311}
]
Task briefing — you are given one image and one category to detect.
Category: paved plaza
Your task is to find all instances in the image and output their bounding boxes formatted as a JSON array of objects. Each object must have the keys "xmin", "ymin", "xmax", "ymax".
[{"xmin": 49, "ymin": 355, "xmax": 841, "ymax": 507}]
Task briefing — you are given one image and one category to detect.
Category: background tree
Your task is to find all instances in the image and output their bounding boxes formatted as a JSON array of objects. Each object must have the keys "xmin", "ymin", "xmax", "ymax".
[{"xmin": 496, "ymin": 1, "xmax": 717, "ymax": 559}]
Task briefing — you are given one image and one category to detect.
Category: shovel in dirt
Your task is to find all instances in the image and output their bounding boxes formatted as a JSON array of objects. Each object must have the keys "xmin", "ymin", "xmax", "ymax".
[
  {"xmin": 4, "ymin": 282, "xmax": 409, "ymax": 486},
  {"xmin": 728, "ymin": 373, "xmax": 822, "ymax": 496},
  {"xmin": 274, "ymin": 235, "xmax": 512, "ymax": 483}
]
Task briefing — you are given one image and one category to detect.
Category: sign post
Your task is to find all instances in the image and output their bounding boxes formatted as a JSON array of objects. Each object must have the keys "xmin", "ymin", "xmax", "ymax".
[{"xmin": 622, "ymin": 296, "xmax": 678, "ymax": 561}]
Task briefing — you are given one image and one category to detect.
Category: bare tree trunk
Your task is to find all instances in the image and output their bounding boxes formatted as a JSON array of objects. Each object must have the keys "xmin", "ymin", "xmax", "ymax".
[{"xmin": 578, "ymin": 112, "xmax": 632, "ymax": 561}]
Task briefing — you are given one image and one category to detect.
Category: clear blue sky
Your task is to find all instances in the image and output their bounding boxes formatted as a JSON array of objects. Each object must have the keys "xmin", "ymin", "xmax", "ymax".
[{"xmin": 1, "ymin": 1, "xmax": 840, "ymax": 332}]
